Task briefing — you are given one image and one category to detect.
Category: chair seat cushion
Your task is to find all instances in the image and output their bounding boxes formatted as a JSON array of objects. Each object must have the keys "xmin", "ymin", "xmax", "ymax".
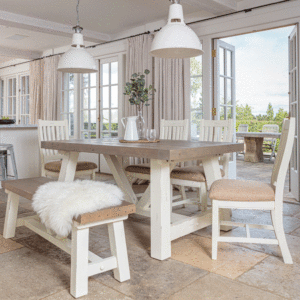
[
  {"xmin": 45, "ymin": 161, "xmax": 97, "ymax": 173},
  {"xmin": 125, "ymin": 164, "xmax": 225, "ymax": 182},
  {"xmin": 209, "ymin": 179, "xmax": 275, "ymax": 202}
]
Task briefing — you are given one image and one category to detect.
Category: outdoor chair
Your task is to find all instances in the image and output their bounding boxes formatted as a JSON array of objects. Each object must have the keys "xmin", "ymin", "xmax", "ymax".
[
  {"xmin": 210, "ymin": 118, "xmax": 295, "ymax": 264},
  {"xmin": 262, "ymin": 124, "xmax": 279, "ymax": 161},
  {"xmin": 236, "ymin": 124, "xmax": 248, "ymax": 155},
  {"xmin": 38, "ymin": 120, "xmax": 97, "ymax": 179}
]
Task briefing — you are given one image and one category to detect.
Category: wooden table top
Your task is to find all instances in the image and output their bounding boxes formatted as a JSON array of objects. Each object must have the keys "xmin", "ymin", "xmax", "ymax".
[
  {"xmin": 42, "ymin": 138, "xmax": 243, "ymax": 161},
  {"xmin": 236, "ymin": 132, "xmax": 281, "ymax": 139}
]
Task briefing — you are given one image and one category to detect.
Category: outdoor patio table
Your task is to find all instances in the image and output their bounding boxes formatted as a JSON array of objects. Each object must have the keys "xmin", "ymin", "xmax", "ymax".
[
  {"xmin": 236, "ymin": 132, "xmax": 281, "ymax": 162},
  {"xmin": 41, "ymin": 138, "xmax": 243, "ymax": 261}
]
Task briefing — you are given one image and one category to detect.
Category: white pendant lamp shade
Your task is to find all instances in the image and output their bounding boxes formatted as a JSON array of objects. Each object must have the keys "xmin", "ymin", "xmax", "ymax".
[
  {"xmin": 58, "ymin": 27, "xmax": 97, "ymax": 73},
  {"xmin": 150, "ymin": 1, "xmax": 204, "ymax": 59}
]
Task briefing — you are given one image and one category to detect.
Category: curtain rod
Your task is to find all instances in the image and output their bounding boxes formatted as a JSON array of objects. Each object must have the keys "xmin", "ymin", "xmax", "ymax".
[{"xmin": 0, "ymin": 0, "xmax": 293, "ymax": 71}]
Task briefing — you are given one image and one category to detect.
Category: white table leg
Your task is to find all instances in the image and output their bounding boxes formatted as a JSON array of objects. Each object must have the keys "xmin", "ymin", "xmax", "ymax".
[
  {"xmin": 202, "ymin": 156, "xmax": 231, "ymax": 231},
  {"xmin": 58, "ymin": 151, "xmax": 79, "ymax": 182},
  {"xmin": 150, "ymin": 159, "xmax": 171, "ymax": 260},
  {"xmin": 3, "ymin": 192, "xmax": 19, "ymax": 239},
  {"xmin": 104, "ymin": 155, "xmax": 138, "ymax": 204}
]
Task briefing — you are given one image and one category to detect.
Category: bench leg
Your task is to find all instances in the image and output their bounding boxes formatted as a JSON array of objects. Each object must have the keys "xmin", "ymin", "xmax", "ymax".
[
  {"xmin": 108, "ymin": 221, "xmax": 130, "ymax": 282},
  {"xmin": 70, "ymin": 226, "xmax": 89, "ymax": 298},
  {"xmin": 3, "ymin": 192, "xmax": 19, "ymax": 239}
]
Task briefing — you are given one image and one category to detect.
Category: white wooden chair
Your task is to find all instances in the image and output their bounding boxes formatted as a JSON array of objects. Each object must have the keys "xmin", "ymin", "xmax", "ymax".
[
  {"xmin": 125, "ymin": 119, "xmax": 189, "ymax": 216},
  {"xmin": 236, "ymin": 124, "xmax": 248, "ymax": 155},
  {"xmin": 210, "ymin": 118, "xmax": 295, "ymax": 264},
  {"xmin": 170, "ymin": 119, "xmax": 234, "ymax": 211},
  {"xmin": 38, "ymin": 120, "xmax": 97, "ymax": 179},
  {"xmin": 262, "ymin": 124, "xmax": 279, "ymax": 161}
]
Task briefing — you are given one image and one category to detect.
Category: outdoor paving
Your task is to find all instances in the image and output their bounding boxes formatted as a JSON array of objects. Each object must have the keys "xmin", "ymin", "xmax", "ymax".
[{"xmin": 0, "ymin": 157, "xmax": 299, "ymax": 299}]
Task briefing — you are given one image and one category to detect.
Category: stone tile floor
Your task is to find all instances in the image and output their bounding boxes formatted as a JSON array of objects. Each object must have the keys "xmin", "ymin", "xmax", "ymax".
[{"xmin": 0, "ymin": 157, "xmax": 300, "ymax": 299}]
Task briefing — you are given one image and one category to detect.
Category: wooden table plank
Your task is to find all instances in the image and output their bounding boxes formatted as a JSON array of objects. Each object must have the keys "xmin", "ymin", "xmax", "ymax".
[{"xmin": 42, "ymin": 139, "xmax": 243, "ymax": 161}]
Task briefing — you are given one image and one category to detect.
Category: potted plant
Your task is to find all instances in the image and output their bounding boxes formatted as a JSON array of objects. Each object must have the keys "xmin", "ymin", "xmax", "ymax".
[{"xmin": 123, "ymin": 69, "xmax": 156, "ymax": 138}]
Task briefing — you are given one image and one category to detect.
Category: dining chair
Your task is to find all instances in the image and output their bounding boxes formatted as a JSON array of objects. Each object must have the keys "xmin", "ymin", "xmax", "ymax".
[
  {"xmin": 124, "ymin": 119, "xmax": 189, "ymax": 214},
  {"xmin": 38, "ymin": 119, "xmax": 97, "ymax": 179},
  {"xmin": 210, "ymin": 118, "xmax": 295, "ymax": 264},
  {"xmin": 170, "ymin": 119, "xmax": 234, "ymax": 211},
  {"xmin": 236, "ymin": 124, "xmax": 248, "ymax": 156},
  {"xmin": 262, "ymin": 124, "xmax": 279, "ymax": 161}
]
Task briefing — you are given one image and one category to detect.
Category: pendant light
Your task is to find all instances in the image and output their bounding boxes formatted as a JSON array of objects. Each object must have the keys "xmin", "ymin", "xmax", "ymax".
[
  {"xmin": 57, "ymin": 0, "xmax": 97, "ymax": 73},
  {"xmin": 150, "ymin": 0, "xmax": 204, "ymax": 59}
]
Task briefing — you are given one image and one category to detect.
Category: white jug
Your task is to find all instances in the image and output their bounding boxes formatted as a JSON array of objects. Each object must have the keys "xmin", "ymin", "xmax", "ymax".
[{"xmin": 121, "ymin": 116, "xmax": 139, "ymax": 141}]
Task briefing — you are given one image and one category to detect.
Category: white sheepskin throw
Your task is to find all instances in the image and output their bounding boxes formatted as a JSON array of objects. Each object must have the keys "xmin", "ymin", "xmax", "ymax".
[{"xmin": 32, "ymin": 180, "xmax": 124, "ymax": 237}]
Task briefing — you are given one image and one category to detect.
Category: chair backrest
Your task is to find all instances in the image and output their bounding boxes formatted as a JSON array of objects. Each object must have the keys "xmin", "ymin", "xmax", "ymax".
[
  {"xmin": 199, "ymin": 119, "xmax": 234, "ymax": 143},
  {"xmin": 238, "ymin": 124, "xmax": 249, "ymax": 133},
  {"xmin": 160, "ymin": 119, "xmax": 189, "ymax": 141},
  {"xmin": 262, "ymin": 124, "xmax": 279, "ymax": 133},
  {"xmin": 38, "ymin": 119, "xmax": 69, "ymax": 165},
  {"xmin": 271, "ymin": 118, "xmax": 295, "ymax": 201}
]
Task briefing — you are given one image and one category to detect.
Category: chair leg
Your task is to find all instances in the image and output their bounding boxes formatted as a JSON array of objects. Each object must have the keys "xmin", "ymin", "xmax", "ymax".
[
  {"xmin": 3, "ymin": 192, "xmax": 20, "ymax": 239},
  {"xmin": 91, "ymin": 170, "xmax": 96, "ymax": 180},
  {"xmin": 70, "ymin": 226, "xmax": 89, "ymax": 298},
  {"xmin": 271, "ymin": 210, "xmax": 293, "ymax": 264},
  {"xmin": 212, "ymin": 200, "xmax": 220, "ymax": 260},
  {"xmin": 108, "ymin": 221, "xmax": 130, "ymax": 282},
  {"xmin": 199, "ymin": 183, "xmax": 207, "ymax": 212},
  {"xmin": 180, "ymin": 186, "xmax": 187, "ymax": 208}
]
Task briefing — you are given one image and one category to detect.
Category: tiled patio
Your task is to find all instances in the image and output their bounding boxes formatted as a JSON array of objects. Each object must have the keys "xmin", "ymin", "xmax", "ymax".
[{"xmin": 0, "ymin": 158, "xmax": 300, "ymax": 299}]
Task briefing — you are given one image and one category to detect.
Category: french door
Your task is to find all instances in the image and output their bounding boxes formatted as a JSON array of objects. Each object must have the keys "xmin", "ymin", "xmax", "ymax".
[
  {"xmin": 213, "ymin": 39, "xmax": 236, "ymax": 178},
  {"xmin": 289, "ymin": 26, "xmax": 299, "ymax": 201}
]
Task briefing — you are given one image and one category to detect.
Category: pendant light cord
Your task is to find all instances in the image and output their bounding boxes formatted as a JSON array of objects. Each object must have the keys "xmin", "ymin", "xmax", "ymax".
[{"xmin": 0, "ymin": 0, "xmax": 293, "ymax": 71}]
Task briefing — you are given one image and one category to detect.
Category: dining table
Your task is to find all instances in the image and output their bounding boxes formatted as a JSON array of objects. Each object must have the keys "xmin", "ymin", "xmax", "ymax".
[
  {"xmin": 236, "ymin": 132, "xmax": 281, "ymax": 162},
  {"xmin": 41, "ymin": 138, "xmax": 243, "ymax": 261}
]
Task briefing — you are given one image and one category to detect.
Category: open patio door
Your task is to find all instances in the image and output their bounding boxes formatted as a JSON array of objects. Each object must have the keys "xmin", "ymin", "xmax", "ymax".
[
  {"xmin": 289, "ymin": 26, "xmax": 299, "ymax": 201},
  {"xmin": 214, "ymin": 39, "xmax": 236, "ymax": 179}
]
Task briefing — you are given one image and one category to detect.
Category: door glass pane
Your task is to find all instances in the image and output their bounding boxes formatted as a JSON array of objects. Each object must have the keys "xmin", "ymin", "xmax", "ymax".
[
  {"xmin": 69, "ymin": 90, "xmax": 74, "ymax": 112},
  {"xmin": 227, "ymin": 50, "xmax": 232, "ymax": 77},
  {"xmin": 191, "ymin": 56, "xmax": 202, "ymax": 76},
  {"xmin": 26, "ymin": 95, "xmax": 30, "ymax": 114},
  {"xmin": 111, "ymin": 86, "xmax": 118, "ymax": 108},
  {"xmin": 83, "ymin": 111, "xmax": 89, "ymax": 130},
  {"xmin": 220, "ymin": 106, "xmax": 225, "ymax": 120},
  {"xmin": 102, "ymin": 64, "xmax": 109, "ymax": 85},
  {"xmin": 111, "ymin": 109, "xmax": 118, "ymax": 131},
  {"xmin": 83, "ymin": 89, "xmax": 89, "ymax": 109},
  {"xmin": 102, "ymin": 87, "xmax": 109, "ymax": 108},
  {"xmin": 90, "ymin": 73, "xmax": 96, "ymax": 87},
  {"xmin": 111, "ymin": 62, "xmax": 118, "ymax": 85},
  {"xmin": 226, "ymin": 78, "xmax": 232, "ymax": 105},
  {"xmin": 191, "ymin": 110, "xmax": 202, "ymax": 137},
  {"xmin": 90, "ymin": 88, "xmax": 96, "ymax": 109},
  {"xmin": 220, "ymin": 47, "xmax": 225, "ymax": 76},
  {"xmin": 83, "ymin": 74, "xmax": 89, "ymax": 88},
  {"xmin": 220, "ymin": 77, "xmax": 225, "ymax": 104},
  {"xmin": 90, "ymin": 110, "xmax": 96, "ymax": 131},
  {"xmin": 69, "ymin": 74, "xmax": 74, "ymax": 89},
  {"xmin": 227, "ymin": 106, "xmax": 233, "ymax": 119},
  {"xmin": 102, "ymin": 110, "xmax": 109, "ymax": 131}
]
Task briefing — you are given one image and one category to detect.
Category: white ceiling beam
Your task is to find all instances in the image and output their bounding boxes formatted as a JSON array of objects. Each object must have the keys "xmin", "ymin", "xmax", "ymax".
[
  {"xmin": 0, "ymin": 46, "xmax": 42, "ymax": 60},
  {"xmin": 237, "ymin": 0, "xmax": 282, "ymax": 11},
  {"xmin": 182, "ymin": 0, "xmax": 237, "ymax": 14},
  {"xmin": 0, "ymin": 10, "xmax": 111, "ymax": 43}
]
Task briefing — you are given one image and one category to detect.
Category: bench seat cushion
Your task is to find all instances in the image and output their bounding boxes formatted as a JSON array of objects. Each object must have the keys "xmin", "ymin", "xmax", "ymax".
[
  {"xmin": 209, "ymin": 179, "xmax": 275, "ymax": 202},
  {"xmin": 45, "ymin": 161, "xmax": 97, "ymax": 173},
  {"xmin": 125, "ymin": 164, "xmax": 225, "ymax": 182}
]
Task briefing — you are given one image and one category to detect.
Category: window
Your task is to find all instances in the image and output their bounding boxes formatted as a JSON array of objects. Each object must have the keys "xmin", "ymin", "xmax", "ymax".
[
  {"xmin": 100, "ymin": 60, "xmax": 119, "ymax": 138},
  {"xmin": 0, "ymin": 79, "xmax": 4, "ymax": 118},
  {"xmin": 61, "ymin": 73, "xmax": 75, "ymax": 137},
  {"xmin": 7, "ymin": 78, "xmax": 17, "ymax": 120},
  {"xmin": 81, "ymin": 73, "xmax": 97, "ymax": 139},
  {"xmin": 190, "ymin": 56, "xmax": 203, "ymax": 138},
  {"xmin": 20, "ymin": 75, "xmax": 30, "ymax": 124}
]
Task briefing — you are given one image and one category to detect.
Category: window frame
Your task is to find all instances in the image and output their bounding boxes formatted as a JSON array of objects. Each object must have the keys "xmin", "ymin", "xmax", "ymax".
[{"xmin": 19, "ymin": 74, "xmax": 30, "ymax": 124}]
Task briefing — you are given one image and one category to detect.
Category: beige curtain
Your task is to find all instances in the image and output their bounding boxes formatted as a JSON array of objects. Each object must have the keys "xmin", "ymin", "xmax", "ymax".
[
  {"xmin": 29, "ymin": 56, "xmax": 61, "ymax": 124},
  {"xmin": 42, "ymin": 56, "xmax": 61, "ymax": 120},
  {"xmin": 29, "ymin": 60, "xmax": 44, "ymax": 124},
  {"xmin": 153, "ymin": 57, "xmax": 190, "ymax": 136},
  {"xmin": 125, "ymin": 34, "xmax": 154, "ymax": 131}
]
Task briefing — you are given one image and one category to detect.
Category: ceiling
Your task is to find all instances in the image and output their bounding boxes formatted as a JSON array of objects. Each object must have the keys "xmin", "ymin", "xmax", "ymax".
[{"xmin": 0, "ymin": 0, "xmax": 286, "ymax": 65}]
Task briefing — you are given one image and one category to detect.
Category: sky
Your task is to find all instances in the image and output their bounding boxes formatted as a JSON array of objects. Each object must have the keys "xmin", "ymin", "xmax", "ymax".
[{"xmin": 222, "ymin": 25, "xmax": 294, "ymax": 116}]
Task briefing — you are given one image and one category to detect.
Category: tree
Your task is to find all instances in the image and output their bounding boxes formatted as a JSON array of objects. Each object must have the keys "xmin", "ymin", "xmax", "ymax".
[
  {"xmin": 275, "ymin": 108, "xmax": 288, "ymax": 122},
  {"xmin": 256, "ymin": 114, "xmax": 268, "ymax": 121},
  {"xmin": 266, "ymin": 103, "xmax": 274, "ymax": 121},
  {"xmin": 236, "ymin": 103, "xmax": 255, "ymax": 120}
]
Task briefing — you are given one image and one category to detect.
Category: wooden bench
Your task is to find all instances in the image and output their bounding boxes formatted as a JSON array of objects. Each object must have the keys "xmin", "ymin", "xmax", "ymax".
[{"xmin": 2, "ymin": 177, "xmax": 136, "ymax": 298}]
